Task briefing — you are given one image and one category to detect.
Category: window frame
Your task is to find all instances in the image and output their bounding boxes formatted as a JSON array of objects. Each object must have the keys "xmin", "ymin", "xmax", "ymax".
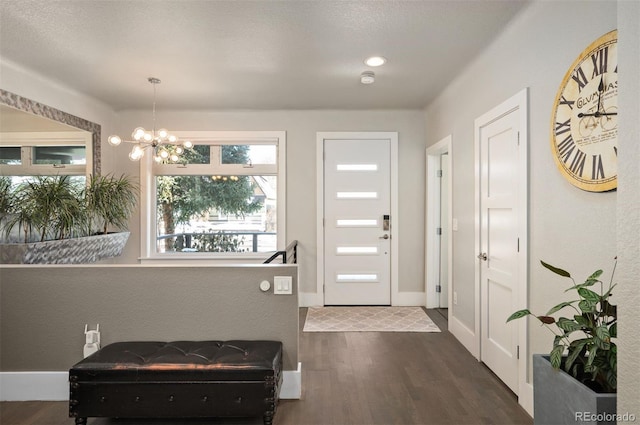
[
  {"xmin": 0, "ymin": 131, "xmax": 93, "ymax": 177},
  {"xmin": 140, "ymin": 130, "xmax": 286, "ymax": 262}
]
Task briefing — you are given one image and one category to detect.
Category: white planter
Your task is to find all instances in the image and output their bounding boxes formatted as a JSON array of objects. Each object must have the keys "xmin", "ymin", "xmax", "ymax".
[
  {"xmin": 0, "ymin": 232, "xmax": 130, "ymax": 264},
  {"xmin": 533, "ymin": 354, "xmax": 616, "ymax": 425}
]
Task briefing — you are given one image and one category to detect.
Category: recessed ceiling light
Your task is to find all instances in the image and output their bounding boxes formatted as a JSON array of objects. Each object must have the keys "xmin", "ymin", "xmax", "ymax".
[{"xmin": 365, "ymin": 56, "xmax": 387, "ymax": 67}]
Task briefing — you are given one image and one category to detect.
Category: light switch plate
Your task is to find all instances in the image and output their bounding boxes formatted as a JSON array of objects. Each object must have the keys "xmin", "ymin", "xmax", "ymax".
[{"xmin": 274, "ymin": 276, "xmax": 293, "ymax": 295}]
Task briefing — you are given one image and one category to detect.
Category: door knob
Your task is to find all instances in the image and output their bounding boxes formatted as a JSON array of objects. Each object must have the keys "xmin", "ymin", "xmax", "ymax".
[
  {"xmin": 379, "ymin": 234, "xmax": 390, "ymax": 240},
  {"xmin": 477, "ymin": 252, "xmax": 488, "ymax": 261}
]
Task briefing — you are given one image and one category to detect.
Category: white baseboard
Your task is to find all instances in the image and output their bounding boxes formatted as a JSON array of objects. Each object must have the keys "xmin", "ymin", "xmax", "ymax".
[
  {"xmin": 1, "ymin": 366, "xmax": 303, "ymax": 401},
  {"xmin": 280, "ymin": 362, "xmax": 302, "ymax": 399},
  {"xmin": 449, "ymin": 315, "xmax": 479, "ymax": 360},
  {"xmin": 519, "ymin": 381, "xmax": 534, "ymax": 417},
  {"xmin": 300, "ymin": 291, "xmax": 426, "ymax": 307},
  {"xmin": 299, "ymin": 292, "xmax": 322, "ymax": 307},
  {"xmin": 0, "ymin": 372, "xmax": 69, "ymax": 401},
  {"xmin": 393, "ymin": 291, "xmax": 426, "ymax": 306}
]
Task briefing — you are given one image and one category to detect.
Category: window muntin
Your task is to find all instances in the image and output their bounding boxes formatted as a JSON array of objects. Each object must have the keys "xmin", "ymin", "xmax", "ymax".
[{"xmin": 144, "ymin": 132, "xmax": 285, "ymax": 259}]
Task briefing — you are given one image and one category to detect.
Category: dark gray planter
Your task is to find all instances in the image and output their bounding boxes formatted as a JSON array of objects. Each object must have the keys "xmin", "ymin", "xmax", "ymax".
[
  {"xmin": 0, "ymin": 232, "xmax": 130, "ymax": 264},
  {"xmin": 533, "ymin": 354, "xmax": 616, "ymax": 425}
]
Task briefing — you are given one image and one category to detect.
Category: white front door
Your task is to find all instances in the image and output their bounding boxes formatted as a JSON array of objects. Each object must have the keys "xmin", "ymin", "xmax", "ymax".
[
  {"xmin": 477, "ymin": 94, "xmax": 527, "ymax": 395},
  {"xmin": 323, "ymin": 138, "xmax": 392, "ymax": 305}
]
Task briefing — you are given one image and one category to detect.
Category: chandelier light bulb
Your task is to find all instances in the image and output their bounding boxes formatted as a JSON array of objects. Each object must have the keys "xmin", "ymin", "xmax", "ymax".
[
  {"xmin": 143, "ymin": 132, "xmax": 154, "ymax": 142},
  {"xmin": 158, "ymin": 129, "xmax": 169, "ymax": 139},
  {"xmin": 129, "ymin": 146, "xmax": 144, "ymax": 161},
  {"xmin": 168, "ymin": 135, "xmax": 178, "ymax": 143},
  {"xmin": 170, "ymin": 154, "xmax": 179, "ymax": 162},
  {"xmin": 159, "ymin": 149, "xmax": 169, "ymax": 159},
  {"xmin": 153, "ymin": 155, "xmax": 163, "ymax": 163},
  {"xmin": 183, "ymin": 140, "xmax": 193, "ymax": 149},
  {"xmin": 132, "ymin": 127, "xmax": 146, "ymax": 141},
  {"xmin": 107, "ymin": 135, "xmax": 122, "ymax": 146},
  {"xmin": 175, "ymin": 146, "xmax": 184, "ymax": 154}
]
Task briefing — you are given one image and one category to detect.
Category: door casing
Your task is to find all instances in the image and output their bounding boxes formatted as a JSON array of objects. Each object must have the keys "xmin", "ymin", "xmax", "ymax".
[
  {"xmin": 425, "ymin": 135, "xmax": 453, "ymax": 319},
  {"xmin": 316, "ymin": 132, "xmax": 399, "ymax": 306},
  {"xmin": 474, "ymin": 89, "xmax": 531, "ymax": 412}
]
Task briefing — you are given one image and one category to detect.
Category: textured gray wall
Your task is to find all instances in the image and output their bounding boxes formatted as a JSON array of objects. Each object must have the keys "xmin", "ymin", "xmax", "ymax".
[
  {"xmin": 0, "ymin": 265, "xmax": 298, "ymax": 371},
  {"xmin": 617, "ymin": 0, "xmax": 640, "ymax": 417}
]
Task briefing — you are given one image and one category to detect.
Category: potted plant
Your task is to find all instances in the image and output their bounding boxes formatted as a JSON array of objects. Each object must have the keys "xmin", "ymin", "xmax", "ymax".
[
  {"xmin": 85, "ymin": 173, "xmax": 138, "ymax": 235},
  {"xmin": 0, "ymin": 174, "xmax": 137, "ymax": 264},
  {"xmin": 507, "ymin": 260, "xmax": 617, "ymax": 424}
]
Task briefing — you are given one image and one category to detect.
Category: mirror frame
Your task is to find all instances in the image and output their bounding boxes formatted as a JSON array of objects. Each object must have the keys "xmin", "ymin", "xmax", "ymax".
[{"xmin": 0, "ymin": 88, "xmax": 101, "ymax": 174}]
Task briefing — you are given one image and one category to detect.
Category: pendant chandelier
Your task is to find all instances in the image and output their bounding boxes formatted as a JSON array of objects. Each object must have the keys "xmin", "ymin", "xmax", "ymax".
[{"xmin": 107, "ymin": 77, "xmax": 193, "ymax": 162}]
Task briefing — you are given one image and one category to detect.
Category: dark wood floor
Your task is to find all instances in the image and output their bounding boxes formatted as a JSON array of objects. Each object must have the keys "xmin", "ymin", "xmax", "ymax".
[{"xmin": 1, "ymin": 308, "xmax": 532, "ymax": 425}]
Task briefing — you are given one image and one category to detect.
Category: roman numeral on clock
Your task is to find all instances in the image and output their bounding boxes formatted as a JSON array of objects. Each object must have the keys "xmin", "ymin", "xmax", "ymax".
[
  {"xmin": 571, "ymin": 67, "xmax": 589, "ymax": 92},
  {"xmin": 592, "ymin": 154, "xmax": 605, "ymax": 180},
  {"xmin": 557, "ymin": 134, "xmax": 586, "ymax": 177},
  {"xmin": 591, "ymin": 47, "xmax": 609, "ymax": 78},
  {"xmin": 559, "ymin": 96, "xmax": 575, "ymax": 110},
  {"xmin": 555, "ymin": 119, "xmax": 571, "ymax": 135}
]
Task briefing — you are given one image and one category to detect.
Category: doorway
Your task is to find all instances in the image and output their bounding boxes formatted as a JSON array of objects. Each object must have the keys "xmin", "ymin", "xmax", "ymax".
[
  {"xmin": 316, "ymin": 132, "xmax": 398, "ymax": 306},
  {"xmin": 425, "ymin": 136, "xmax": 453, "ymax": 322},
  {"xmin": 474, "ymin": 89, "xmax": 528, "ymax": 399}
]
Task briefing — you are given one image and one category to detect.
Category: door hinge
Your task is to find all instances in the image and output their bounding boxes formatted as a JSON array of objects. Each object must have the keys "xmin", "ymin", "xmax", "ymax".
[
  {"xmin": 517, "ymin": 131, "xmax": 520, "ymax": 146},
  {"xmin": 436, "ymin": 169, "xmax": 443, "ymax": 178},
  {"xmin": 436, "ymin": 285, "xmax": 441, "ymax": 293},
  {"xmin": 517, "ymin": 345, "xmax": 520, "ymax": 359},
  {"xmin": 436, "ymin": 227, "xmax": 442, "ymax": 236},
  {"xmin": 517, "ymin": 237, "xmax": 520, "ymax": 252}
]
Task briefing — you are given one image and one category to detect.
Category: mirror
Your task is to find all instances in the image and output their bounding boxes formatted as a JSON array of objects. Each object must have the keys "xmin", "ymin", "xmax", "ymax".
[{"xmin": 0, "ymin": 89, "xmax": 101, "ymax": 174}]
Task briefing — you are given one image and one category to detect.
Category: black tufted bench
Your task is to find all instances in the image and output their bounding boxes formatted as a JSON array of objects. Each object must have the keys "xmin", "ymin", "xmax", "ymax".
[{"xmin": 69, "ymin": 340, "xmax": 282, "ymax": 425}]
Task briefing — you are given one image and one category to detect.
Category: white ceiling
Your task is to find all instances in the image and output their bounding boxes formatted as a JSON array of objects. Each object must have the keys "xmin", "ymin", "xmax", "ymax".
[{"xmin": 0, "ymin": 0, "xmax": 530, "ymax": 111}]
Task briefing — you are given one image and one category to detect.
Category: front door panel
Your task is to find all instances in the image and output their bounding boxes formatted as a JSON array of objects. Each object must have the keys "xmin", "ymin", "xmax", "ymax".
[{"xmin": 324, "ymin": 139, "xmax": 391, "ymax": 305}]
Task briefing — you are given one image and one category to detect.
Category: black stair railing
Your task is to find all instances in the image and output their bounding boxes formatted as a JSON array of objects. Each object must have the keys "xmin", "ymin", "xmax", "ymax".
[{"xmin": 263, "ymin": 240, "xmax": 298, "ymax": 264}]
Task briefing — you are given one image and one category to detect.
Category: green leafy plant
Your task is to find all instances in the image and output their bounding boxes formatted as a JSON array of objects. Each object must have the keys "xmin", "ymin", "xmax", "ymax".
[
  {"xmin": 85, "ymin": 174, "xmax": 138, "ymax": 234},
  {"xmin": 9, "ymin": 176, "xmax": 86, "ymax": 242},
  {"xmin": 1, "ymin": 174, "xmax": 137, "ymax": 243},
  {"xmin": 507, "ymin": 260, "xmax": 617, "ymax": 393}
]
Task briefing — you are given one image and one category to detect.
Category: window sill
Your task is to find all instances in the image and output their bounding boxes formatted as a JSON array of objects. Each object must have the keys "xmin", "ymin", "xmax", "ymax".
[{"xmin": 139, "ymin": 252, "xmax": 277, "ymax": 266}]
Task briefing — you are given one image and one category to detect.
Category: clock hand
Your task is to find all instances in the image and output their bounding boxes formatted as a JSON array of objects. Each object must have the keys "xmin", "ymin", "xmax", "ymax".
[
  {"xmin": 597, "ymin": 76, "xmax": 604, "ymax": 113},
  {"xmin": 578, "ymin": 111, "xmax": 617, "ymax": 118}
]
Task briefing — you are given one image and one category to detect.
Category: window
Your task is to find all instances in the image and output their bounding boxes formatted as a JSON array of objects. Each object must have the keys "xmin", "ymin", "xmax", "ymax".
[
  {"xmin": 0, "ymin": 131, "xmax": 92, "ymax": 185},
  {"xmin": 141, "ymin": 131, "xmax": 285, "ymax": 259}
]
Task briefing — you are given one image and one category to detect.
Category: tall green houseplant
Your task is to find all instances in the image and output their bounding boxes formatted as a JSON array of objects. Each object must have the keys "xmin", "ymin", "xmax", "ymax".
[
  {"xmin": 507, "ymin": 260, "xmax": 617, "ymax": 393},
  {"xmin": 2, "ymin": 176, "xmax": 86, "ymax": 242},
  {"xmin": 85, "ymin": 174, "xmax": 138, "ymax": 234}
]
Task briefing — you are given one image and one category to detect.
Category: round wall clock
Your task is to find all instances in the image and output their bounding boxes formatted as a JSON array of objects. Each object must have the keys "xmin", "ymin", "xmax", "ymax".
[{"xmin": 551, "ymin": 29, "xmax": 618, "ymax": 192}]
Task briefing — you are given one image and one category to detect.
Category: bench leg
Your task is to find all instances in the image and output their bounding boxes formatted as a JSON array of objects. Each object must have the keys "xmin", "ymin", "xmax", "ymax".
[{"xmin": 75, "ymin": 418, "xmax": 87, "ymax": 425}]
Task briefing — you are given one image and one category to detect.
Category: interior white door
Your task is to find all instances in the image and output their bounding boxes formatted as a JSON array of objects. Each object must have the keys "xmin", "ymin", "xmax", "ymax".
[
  {"xmin": 479, "ymin": 108, "xmax": 520, "ymax": 394},
  {"xmin": 438, "ymin": 153, "xmax": 450, "ymax": 308},
  {"xmin": 323, "ymin": 138, "xmax": 391, "ymax": 305}
]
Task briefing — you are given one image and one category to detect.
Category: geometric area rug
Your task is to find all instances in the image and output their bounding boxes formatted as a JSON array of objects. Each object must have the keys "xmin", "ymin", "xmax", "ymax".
[{"xmin": 303, "ymin": 306, "xmax": 441, "ymax": 332}]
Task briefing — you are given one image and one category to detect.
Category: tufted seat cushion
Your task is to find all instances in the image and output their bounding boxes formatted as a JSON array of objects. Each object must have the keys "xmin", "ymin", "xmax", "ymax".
[{"xmin": 71, "ymin": 340, "xmax": 282, "ymax": 381}]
